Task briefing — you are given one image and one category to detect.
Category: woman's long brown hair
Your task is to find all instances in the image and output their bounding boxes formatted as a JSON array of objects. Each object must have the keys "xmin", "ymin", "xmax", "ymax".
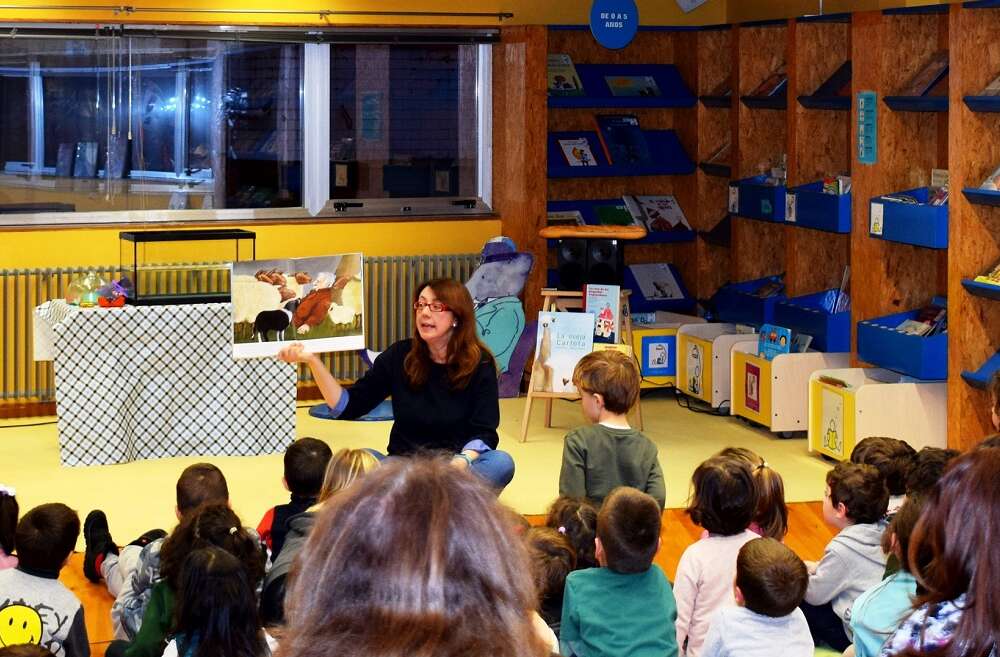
[
  {"xmin": 277, "ymin": 457, "xmax": 550, "ymax": 657},
  {"xmin": 893, "ymin": 448, "xmax": 1000, "ymax": 657},
  {"xmin": 403, "ymin": 278, "xmax": 494, "ymax": 390}
]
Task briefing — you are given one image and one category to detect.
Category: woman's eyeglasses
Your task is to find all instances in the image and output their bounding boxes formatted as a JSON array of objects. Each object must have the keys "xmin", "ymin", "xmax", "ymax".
[{"xmin": 413, "ymin": 301, "xmax": 450, "ymax": 313}]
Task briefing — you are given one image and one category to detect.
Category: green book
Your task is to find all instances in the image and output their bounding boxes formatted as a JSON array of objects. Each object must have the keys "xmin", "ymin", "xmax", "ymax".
[{"xmin": 594, "ymin": 203, "xmax": 635, "ymax": 226}]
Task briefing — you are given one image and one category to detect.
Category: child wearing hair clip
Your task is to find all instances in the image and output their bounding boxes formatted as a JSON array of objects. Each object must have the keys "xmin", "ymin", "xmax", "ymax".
[{"xmin": 0, "ymin": 484, "xmax": 18, "ymax": 570}]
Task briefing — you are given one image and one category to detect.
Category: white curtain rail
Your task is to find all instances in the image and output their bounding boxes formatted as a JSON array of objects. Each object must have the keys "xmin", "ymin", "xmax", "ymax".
[{"xmin": 0, "ymin": 5, "xmax": 514, "ymax": 20}]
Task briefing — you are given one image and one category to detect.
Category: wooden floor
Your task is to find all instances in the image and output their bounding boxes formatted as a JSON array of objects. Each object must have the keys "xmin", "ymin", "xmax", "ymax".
[{"xmin": 64, "ymin": 502, "xmax": 834, "ymax": 657}]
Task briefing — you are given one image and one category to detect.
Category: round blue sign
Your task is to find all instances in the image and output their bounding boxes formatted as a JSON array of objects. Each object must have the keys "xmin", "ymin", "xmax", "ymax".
[{"xmin": 590, "ymin": 0, "xmax": 639, "ymax": 50}]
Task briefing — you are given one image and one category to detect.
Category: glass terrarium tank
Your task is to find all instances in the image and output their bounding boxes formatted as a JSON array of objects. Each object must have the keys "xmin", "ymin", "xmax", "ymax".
[{"xmin": 118, "ymin": 229, "xmax": 256, "ymax": 305}]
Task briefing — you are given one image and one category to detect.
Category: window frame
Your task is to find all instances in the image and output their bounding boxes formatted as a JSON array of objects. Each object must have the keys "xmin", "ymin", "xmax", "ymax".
[{"xmin": 0, "ymin": 24, "xmax": 497, "ymax": 227}]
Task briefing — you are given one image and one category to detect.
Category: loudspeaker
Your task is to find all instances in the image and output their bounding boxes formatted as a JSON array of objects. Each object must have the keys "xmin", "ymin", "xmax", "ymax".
[{"xmin": 556, "ymin": 238, "xmax": 625, "ymax": 290}]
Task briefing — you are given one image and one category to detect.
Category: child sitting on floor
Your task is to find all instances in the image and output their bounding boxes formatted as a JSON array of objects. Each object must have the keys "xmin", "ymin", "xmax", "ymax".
[
  {"xmin": 545, "ymin": 496, "xmax": 599, "ymax": 570},
  {"xmin": 675, "ymin": 455, "xmax": 759, "ymax": 656},
  {"xmin": 559, "ymin": 350, "xmax": 666, "ymax": 510},
  {"xmin": 163, "ymin": 546, "xmax": 274, "ymax": 657},
  {"xmin": 257, "ymin": 437, "xmax": 332, "ymax": 561},
  {"xmin": 0, "ymin": 484, "xmax": 17, "ymax": 570},
  {"xmin": 851, "ymin": 436, "xmax": 916, "ymax": 517},
  {"xmin": 701, "ymin": 537, "xmax": 813, "ymax": 657},
  {"xmin": 0, "ymin": 503, "xmax": 88, "ymax": 657},
  {"xmin": 560, "ymin": 487, "xmax": 677, "ymax": 657},
  {"xmin": 524, "ymin": 526, "xmax": 576, "ymax": 640},
  {"xmin": 716, "ymin": 447, "xmax": 788, "ymax": 541},
  {"xmin": 802, "ymin": 462, "xmax": 888, "ymax": 652},
  {"xmin": 849, "ymin": 495, "xmax": 924, "ymax": 657}
]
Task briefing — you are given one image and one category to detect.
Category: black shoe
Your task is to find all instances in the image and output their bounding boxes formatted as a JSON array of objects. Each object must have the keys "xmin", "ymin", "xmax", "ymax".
[
  {"xmin": 83, "ymin": 510, "xmax": 118, "ymax": 583},
  {"xmin": 127, "ymin": 528, "xmax": 167, "ymax": 549}
]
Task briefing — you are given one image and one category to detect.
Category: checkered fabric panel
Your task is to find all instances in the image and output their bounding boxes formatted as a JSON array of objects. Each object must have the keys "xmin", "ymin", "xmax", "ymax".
[{"xmin": 43, "ymin": 301, "xmax": 295, "ymax": 466}]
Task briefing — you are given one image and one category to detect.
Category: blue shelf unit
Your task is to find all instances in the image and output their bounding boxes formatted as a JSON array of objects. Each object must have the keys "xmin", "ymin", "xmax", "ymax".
[
  {"xmin": 789, "ymin": 181, "xmax": 851, "ymax": 233},
  {"xmin": 962, "ymin": 278, "xmax": 1000, "ymax": 301},
  {"xmin": 545, "ymin": 199, "xmax": 696, "ymax": 246},
  {"xmin": 774, "ymin": 290, "xmax": 851, "ymax": 353},
  {"xmin": 962, "ymin": 187, "xmax": 1000, "ymax": 207},
  {"xmin": 797, "ymin": 94, "xmax": 851, "ymax": 110},
  {"xmin": 963, "ymin": 96, "xmax": 1000, "ymax": 112},
  {"xmin": 961, "ymin": 350, "xmax": 1000, "ymax": 389},
  {"xmin": 712, "ymin": 276, "xmax": 787, "ymax": 326},
  {"xmin": 883, "ymin": 95, "xmax": 948, "ymax": 113},
  {"xmin": 698, "ymin": 161, "xmax": 731, "ymax": 178},
  {"xmin": 699, "ymin": 95, "xmax": 732, "ymax": 108},
  {"xmin": 732, "ymin": 176, "xmax": 787, "ymax": 222},
  {"xmin": 548, "ymin": 64, "xmax": 696, "ymax": 109},
  {"xmin": 548, "ymin": 130, "xmax": 695, "ymax": 178},
  {"xmin": 622, "ymin": 263, "xmax": 696, "ymax": 314},
  {"xmin": 869, "ymin": 188, "xmax": 948, "ymax": 249},
  {"xmin": 740, "ymin": 92, "xmax": 788, "ymax": 110},
  {"xmin": 857, "ymin": 307, "xmax": 948, "ymax": 381}
]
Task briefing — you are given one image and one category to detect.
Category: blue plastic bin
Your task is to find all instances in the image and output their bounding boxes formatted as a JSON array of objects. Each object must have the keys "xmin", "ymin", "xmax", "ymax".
[
  {"xmin": 869, "ymin": 187, "xmax": 948, "ymax": 249},
  {"xmin": 789, "ymin": 181, "xmax": 852, "ymax": 233},
  {"xmin": 713, "ymin": 276, "xmax": 787, "ymax": 326},
  {"xmin": 857, "ymin": 308, "xmax": 948, "ymax": 380},
  {"xmin": 734, "ymin": 176, "xmax": 787, "ymax": 222},
  {"xmin": 773, "ymin": 290, "xmax": 851, "ymax": 352}
]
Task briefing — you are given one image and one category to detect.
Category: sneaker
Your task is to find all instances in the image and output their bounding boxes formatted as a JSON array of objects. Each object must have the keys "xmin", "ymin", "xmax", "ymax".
[
  {"xmin": 127, "ymin": 528, "xmax": 167, "ymax": 549},
  {"xmin": 83, "ymin": 510, "xmax": 118, "ymax": 583}
]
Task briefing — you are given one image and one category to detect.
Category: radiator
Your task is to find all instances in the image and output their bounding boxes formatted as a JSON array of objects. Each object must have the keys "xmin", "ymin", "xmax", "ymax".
[{"xmin": 0, "ymin": 253, "xmax": 479, "ymax": 402}]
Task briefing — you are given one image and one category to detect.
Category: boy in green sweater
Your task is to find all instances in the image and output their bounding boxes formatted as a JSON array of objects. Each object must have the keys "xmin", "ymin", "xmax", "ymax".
[
  {"xmin": 559, "ymin": 350, "xmax": 665, "ymax": 509},
  {"xmin": 560, "ymin": 487, "xmax": 678, "ymax": 657}
]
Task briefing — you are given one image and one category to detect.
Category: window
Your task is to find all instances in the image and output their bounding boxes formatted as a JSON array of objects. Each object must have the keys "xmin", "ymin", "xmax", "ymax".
[
  {"xmin": 0, "ymin": 26, "xmax": 494, "ymax": 224},
  {"xmin": 0, "ymin": 33, "xmax": 302, "ymax": 215}
]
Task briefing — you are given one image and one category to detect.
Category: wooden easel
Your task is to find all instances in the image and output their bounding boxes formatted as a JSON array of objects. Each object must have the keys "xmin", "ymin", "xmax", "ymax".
[{"xmin": 519, "ymin": 287, "xmax": 643, "ymax": 442}]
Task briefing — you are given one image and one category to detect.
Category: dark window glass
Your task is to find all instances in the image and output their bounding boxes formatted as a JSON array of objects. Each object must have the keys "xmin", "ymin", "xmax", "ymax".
[{"xmin": 329, "ymin": 44, "xmax": 479, "ymax": 200}]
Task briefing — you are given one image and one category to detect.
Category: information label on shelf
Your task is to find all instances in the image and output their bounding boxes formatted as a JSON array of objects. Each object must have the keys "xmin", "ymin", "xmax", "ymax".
[
  {"xmin": 728, "ymin": 185, "xmax": 739, "ymax": 213},
  {"xmin": 870, "ymin": 202, "xmax": 884, "ymax": 235},
  {"xmin": 590, "ymin": 0, "xmax": 639, "ymax": 50},
  {"xmin": 785, "ymin": 193, "xmax": 797, "ymax": 223},
  {"xmin": 857, "ymin": 91, "xmax": 878, "ymax": 165}
]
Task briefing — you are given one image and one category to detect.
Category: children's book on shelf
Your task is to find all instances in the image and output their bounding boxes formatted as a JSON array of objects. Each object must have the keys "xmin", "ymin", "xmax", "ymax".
[
  {"xmin": 629, "ymin": 263, "xmax": 684, "ymax": 301},
  {"xmin": 584, "ymin": 284, "xmax": 621, "ymax": 344},
  {"xmin": 558, "ymin": 137, "xmax": 599, "ymax": 167},
  {"xmin": 895, "ymin": 302, "xmax": 947, "ymax": 337},
  {"xmin": 704, "ymin": 142, "xmax": 730, "ymax": 165},
  {"xmin": 547, "ymin": 210, "xmax": 585, "ymax": 227},
  {"xmin": 822, "ymin": 175, "xmax": 852, "ymax": 195},
  {"xmin": 974, "ymin": 259, "xmax": 1000, "ymax": 288},
  {"xmin": 828, "ymin": 266, "xmax": 851, "ymax": 314},
  {"xmin": 605, "ymin": 75, "xmax": 661, "ymax": 98},
  {"xmin": 748, "ymin": 63, "xmax": 788, "ymax": 97},
  {"xmin": 896, "ymin": 51, "xmax": 949, "ymax": 97},
  {"xmin": 594, "ymin": 202, "xmax": 638, "ymax": 227},
  {"xmin": 757, "ymin": 324, "xmax": 792, "ymax": 361},
  {"xmin": 594, "ymin": 114, "xmax": 653, "ymax": 166},
  {"xmin": 929, "ymin": 187, "xmax": 949, "ymax": 207},
  {"xmin": 931, "ymin": 168, "xmax": 949, "ymax": 189},
  {"xmin": 982, "ymin": 72, "xmax": 1000, "ymax": 96},
  {"xmin": 623, "ymin": 195, "xmax": 693, "ymax": 233},
  {"xmin": 979, "ymin": 164, "xmax": 1000, "ymax": 191},
  {"xmin": 533, "ymin": 311, "xmax": 595, "ymax": 394},
  {"xmin": 547, "ymin": 54, "xmax": 584, "ymax": 97},
  {"xmin": 811, "ymin": 61, "xmax": 852, "ymax": 97},
  {"xmin": 708, "ymin": 76, "xmax": 731, "ymax": 97},
  {"xmin": 754, "ymin": 278, "xmax": 785, "ymax": 299},
  {"xmin": 792, "ymin": 333, "xmax": 813, "ymax": 353}
]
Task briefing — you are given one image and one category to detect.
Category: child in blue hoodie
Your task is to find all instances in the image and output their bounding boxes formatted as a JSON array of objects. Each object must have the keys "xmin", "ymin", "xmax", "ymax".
[{"xmin": 801, "ymin": 462, "xmax": 888, "ymax": 651}]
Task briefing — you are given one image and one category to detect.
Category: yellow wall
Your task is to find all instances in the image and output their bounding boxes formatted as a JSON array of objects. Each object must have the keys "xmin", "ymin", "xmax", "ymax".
[
  {"xmin": 0, "ymin": 0, "xmax": 726, "ymax": 27},
  {"xmin": 0, "ymin": 219, "xmax": 501, "ymax": 269}
]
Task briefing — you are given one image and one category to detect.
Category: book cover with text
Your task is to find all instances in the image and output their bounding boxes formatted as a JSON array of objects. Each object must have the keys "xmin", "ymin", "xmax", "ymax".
[
  {"xmin": 584, "ymin": 284, "xmax": 620, "ymax": 344},
  {"xmin": 532, "ymin": 311, "xmax": 595, "ymax": 394}
]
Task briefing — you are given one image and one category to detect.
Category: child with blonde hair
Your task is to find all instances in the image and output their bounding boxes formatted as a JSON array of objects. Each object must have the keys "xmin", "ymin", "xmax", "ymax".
[{"xmin": 260, "ymin": 448, "xmax": 379, "ymax": 625}]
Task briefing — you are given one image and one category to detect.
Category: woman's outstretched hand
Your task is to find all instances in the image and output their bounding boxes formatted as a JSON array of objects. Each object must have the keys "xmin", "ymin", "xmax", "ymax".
[{"xmin": 277, "ymin": 342, "xmax": 314, "ymax": 364}]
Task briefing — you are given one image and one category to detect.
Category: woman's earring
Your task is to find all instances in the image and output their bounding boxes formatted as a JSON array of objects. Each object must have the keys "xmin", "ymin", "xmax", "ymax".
[{"xmin": 452, "ymin": 321, "xmax": 458, "ymax": 328}]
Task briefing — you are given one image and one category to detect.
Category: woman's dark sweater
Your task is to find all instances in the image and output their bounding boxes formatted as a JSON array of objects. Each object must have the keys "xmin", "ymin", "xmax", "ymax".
[{"xmin": 339, "ymin": 339, "xmax": 500, "ymax": 455}]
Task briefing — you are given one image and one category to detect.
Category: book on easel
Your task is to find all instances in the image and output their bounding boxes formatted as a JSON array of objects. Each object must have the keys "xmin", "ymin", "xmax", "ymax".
[
  {"xmin": 594, "ymin": 114, "xmax": 653, "ymax": 166},
  {"xmin": 896, "ymin": 51, "xmax": 948, "ymax": 97},
  {"xmin": 548, "ymin": 54, "xmax": 585, "ymax": 97},
  {"xmin": 585, "ymin": 284, "xmax": 621, "ymax": 344},
  {"xmin": 533, "ymin": 311, "xmax": 595, "ymax": 393}
]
